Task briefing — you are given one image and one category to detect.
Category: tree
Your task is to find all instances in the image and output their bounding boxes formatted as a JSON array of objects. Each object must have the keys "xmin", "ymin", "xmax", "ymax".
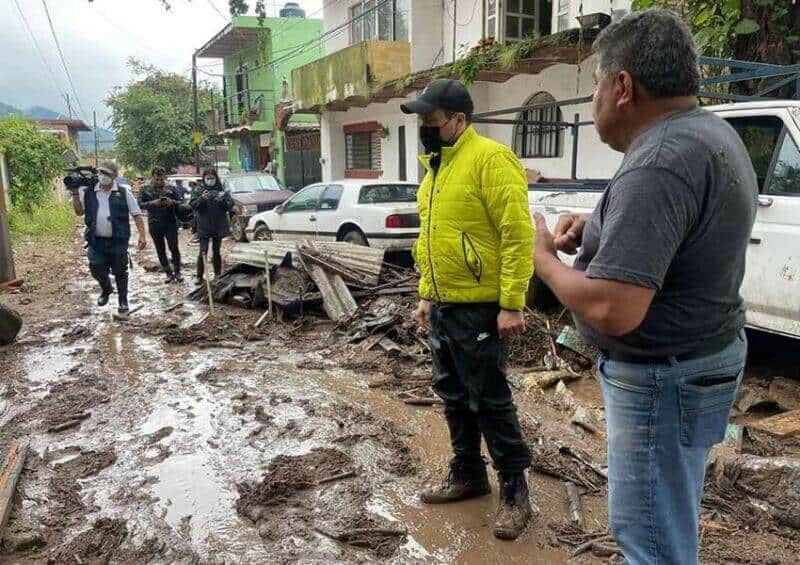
[
  {"xmin": 106, "ymin": 59, "xmax": 219, "ymax": 173},
  {"xmin": 0, "ymin": 115, "xmax": 68, "ymax": 213}
]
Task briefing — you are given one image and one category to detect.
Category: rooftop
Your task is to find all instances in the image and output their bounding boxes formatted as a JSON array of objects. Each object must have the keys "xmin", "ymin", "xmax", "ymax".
[{"xmin": 32, "ymin": 119, "xmax": 91, "ymax": 132}]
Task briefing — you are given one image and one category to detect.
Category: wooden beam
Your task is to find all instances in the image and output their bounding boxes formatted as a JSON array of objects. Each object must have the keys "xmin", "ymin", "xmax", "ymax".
[{"xmin": 0, "ymin": 443, "xmax": 28, "ymax": 540}]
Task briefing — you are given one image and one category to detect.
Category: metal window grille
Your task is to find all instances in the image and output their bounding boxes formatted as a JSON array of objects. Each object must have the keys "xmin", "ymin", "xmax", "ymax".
[
  {"xmin": 346, "ymin": 131, "xmax": 378, "ymax": 169},
  {"xmin": 513, "ymin": 92, "xmax": 564, "ymax": 158}
]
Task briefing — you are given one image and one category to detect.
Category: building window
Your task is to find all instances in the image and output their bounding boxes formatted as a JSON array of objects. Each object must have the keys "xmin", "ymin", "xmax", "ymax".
[
  {"xmin": 486, "ymin": 0, "xmax": 538, "ymax": 41},
  {"xmin": 344, "ymin": 122, "xmax": 383, "ymax": 178},
  {"xmin": 350, "ymin": 0, "xmax": 409, "ymax": 44},
  {"xmin": 513, "ymin": 92, "xmax": 563, "ymax": 159},
  {"xmin": 557, "ymin": 13, "xmax": 570, "ymax": 31}
]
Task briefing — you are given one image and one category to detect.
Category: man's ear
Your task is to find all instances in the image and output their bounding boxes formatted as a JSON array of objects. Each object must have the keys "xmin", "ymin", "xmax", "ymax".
[{"xmin": 615, "ymin": 70, "xmax": 636, "ymax": 110}]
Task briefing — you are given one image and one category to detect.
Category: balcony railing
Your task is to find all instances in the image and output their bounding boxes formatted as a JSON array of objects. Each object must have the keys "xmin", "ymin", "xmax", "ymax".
[{"xmin": 292, "ymin": 40, "xmax": 410, "ymax": 112}]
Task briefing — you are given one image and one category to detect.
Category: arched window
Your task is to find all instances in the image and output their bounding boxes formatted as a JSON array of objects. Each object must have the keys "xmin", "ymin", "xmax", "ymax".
[{"xmin": 513, "ymin": 92, "xmax": 563, "ymax": 158}]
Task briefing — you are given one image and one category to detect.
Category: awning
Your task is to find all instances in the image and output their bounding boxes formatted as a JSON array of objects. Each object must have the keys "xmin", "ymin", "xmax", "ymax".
[
  {"xmin": 218, "ymin": 120, "xmax": 272, "ymax": 139},
  {"xmin": 196, "ymin": 24, "xmax": 263, "ymax": 59}
]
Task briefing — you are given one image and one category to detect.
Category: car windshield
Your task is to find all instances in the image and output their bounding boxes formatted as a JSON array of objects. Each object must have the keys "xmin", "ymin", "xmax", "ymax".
[
  {"xmin": 226, "ymin": 174, "xmax": 284, "ymax": 194},
  {"xmin": 358, "ymin": 184, "xmax": 418, "ymax": 204}
]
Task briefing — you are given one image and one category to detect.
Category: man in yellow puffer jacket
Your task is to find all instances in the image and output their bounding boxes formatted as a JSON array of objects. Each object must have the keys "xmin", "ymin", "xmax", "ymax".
[{"xmin": 401, "ymin": 79, "xmax": 536, "ymax": 540}]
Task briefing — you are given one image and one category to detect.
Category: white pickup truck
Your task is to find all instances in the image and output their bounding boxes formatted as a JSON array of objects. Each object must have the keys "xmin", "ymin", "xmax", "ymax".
[{"xmin": 530, "ymin": 100, "xmax": 800, "ymax": 340}]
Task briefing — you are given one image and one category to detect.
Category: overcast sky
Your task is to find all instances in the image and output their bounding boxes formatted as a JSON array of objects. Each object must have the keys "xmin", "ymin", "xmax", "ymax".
[{"xmin": 1, "ymin": 0, "xmax": 324, "ymax": 128}]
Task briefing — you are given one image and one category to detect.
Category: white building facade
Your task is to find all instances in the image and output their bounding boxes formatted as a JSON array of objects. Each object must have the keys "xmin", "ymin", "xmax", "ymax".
[{"xmin": 292, "ymin": 0, "xmax": 633, "ymax": 184}]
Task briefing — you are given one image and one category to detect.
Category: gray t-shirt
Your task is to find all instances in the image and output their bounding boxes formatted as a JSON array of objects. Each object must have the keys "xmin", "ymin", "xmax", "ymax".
[{"xmin": 574, "ymin": 107, "xmax": 757, "ymax": 357}]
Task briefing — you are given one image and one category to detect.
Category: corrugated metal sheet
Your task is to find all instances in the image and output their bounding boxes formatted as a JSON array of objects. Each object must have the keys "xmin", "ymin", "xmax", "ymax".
[{"xmin": 227, "ymin": 241, "xmax": 385, "ymax": 286}]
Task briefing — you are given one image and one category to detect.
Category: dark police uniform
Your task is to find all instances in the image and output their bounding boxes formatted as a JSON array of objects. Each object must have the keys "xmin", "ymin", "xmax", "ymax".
[{"xmin": 139, "ymin": 183, "xmax": 182, "ymax": 279}]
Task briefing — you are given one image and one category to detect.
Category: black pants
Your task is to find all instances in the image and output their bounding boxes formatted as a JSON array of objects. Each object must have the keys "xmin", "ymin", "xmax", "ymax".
[
  {"xmin": 87, "ymin": 237, "xmax": 128, "ymax": 302},
  {"xmin": 429, "ymin": 302, "xmax": 532, "ymax": 475},
  {"xmin": 197, "ymin": 237, "xmax": 222, "ymax": 278},
  {"xmin": 150, "ymin": 222, "xmax": 180, "ymax": 273}
]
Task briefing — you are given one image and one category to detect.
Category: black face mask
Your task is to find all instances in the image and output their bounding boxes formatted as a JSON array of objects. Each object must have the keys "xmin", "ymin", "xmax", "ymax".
[
  {"xmin": 419, "ymin": 125, "xmax": 442, "ymax": 154},
  {"xmin": 420, "ymin": 118, "xmax": 458, "ymax": 154}
]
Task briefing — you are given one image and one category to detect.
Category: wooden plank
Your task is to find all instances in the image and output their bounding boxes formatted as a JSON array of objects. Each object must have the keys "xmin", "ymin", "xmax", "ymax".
[
  {"xmin": 330, "ymin": 274, "xmax": 358, "ymax": 318},
  {"xmin": 306, "ymin": 264, "xmax": 346, "ymax": 321},
  {"xmin": 0, "ymin": 443, "xmax": 28, "ymax": 539},
  {"xmin": 750, "ymin": 410, "xmax": 800, "ymax": 437}
]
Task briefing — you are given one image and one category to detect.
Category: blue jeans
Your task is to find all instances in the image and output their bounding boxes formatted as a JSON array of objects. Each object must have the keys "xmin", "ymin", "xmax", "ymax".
[{"xmin": 599, "ymin": 330, "xmax": 747, "ymax": 565}]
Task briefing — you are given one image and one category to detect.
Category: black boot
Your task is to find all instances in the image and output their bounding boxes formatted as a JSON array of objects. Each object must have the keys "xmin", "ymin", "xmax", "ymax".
[
  {"xmin": 420, "ymin": 461, "xmax": 490, "ymax": 504},
  {"xmin": 163, "ymin": 266, "xmax": 175, "ymax": 284},
  {"xmin": 172, "ymin": 259, "xmax": 184, "ymax": 283},
  {"xmin": 90, "ymin": 264, "xmax": 113, "ymax": 306},
  {"xmin": 493, "ymin": 473, "xmax": 535, "ymax": 540},
  {"xmin": 115, "ymin": 274, "xmax": 129, "ymax": 315},
  {"xmin": 195, "ymin": 255, "xmax": 204, "ymax": 286}
]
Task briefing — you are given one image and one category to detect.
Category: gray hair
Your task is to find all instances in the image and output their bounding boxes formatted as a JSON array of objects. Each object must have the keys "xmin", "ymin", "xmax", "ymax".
[
  {"xmin": 98, "ymin": 159, "xmax": 119, "ymax": 176},
  {"xmin": 592, "ymin": 8, "xmax": 699, "ymax": 98}
]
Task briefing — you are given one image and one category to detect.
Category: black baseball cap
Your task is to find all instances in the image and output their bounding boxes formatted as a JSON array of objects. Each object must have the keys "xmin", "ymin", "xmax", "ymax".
[{"xmin": 401, "ymin": 79, "xmax": 474, "ymax": 116}]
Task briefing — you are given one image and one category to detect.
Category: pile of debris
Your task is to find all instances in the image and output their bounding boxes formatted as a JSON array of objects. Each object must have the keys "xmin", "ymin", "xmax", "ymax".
[{"xmin": 191, "ymin": 240, "xmax": 416, "ymax": 322}]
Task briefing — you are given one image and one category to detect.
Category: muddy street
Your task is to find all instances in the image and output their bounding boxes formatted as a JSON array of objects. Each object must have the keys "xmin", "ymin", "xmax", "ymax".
[{"xmin": 1, "ymin": 230, "xmax": 800, "ymax": 564}]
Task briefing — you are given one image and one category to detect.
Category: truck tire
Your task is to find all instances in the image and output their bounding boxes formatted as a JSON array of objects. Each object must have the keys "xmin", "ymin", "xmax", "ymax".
[
  {"xmin": 231, "ymin": 216, "xmax": 248, "ymax": 242},
  {"xmin": 341, "ymin": 229, "xmax": 368, "ymax": 247},
  {"xmin": 253, "ymin": 224, "xmax": 273, "ymax": 241},
  {"xmin": 0, "ymin": 303, "xmax": 22, "ymax": 345}
]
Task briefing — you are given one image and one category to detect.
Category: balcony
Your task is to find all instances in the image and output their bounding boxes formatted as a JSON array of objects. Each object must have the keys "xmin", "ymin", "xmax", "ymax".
[{"xmin": 291, "ymin": 40, "xmax": 410, "ymax": 113}]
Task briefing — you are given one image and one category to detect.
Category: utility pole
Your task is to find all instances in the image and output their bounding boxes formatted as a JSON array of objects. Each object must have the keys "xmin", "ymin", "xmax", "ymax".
[
  {"xmin": 64, "ymin": 93, "xmax": 72, "ymax": 119},
  {"xmin": 210, "ymin": 88, "xmax": 219, "ymax": 168},
  {"xmin": 93, "ymin": 110, "xmax": 99, "ymax": 167},
  {"xmin": 0, "ymin": 149, "xmax": 16, "ymax": 285},
  {"xmin": 192, "ymin": 53, "xmax": 200, "ymax": 174}
]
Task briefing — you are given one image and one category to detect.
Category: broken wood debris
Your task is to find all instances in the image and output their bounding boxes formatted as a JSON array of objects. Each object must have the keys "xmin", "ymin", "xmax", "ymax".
[
  {"xmin": 565, "ymin": 481, "xmax": 583, "ymax": 529},
  {"xmin": 0, "ymin": 443, "xmax": 28, "ymax": 541}
]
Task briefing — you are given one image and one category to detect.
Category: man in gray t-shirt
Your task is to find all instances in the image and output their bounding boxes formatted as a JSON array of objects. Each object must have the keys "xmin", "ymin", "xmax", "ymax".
[{"xmin": 533, "ymin": 9, "xmax": 756, "ymax": 565}]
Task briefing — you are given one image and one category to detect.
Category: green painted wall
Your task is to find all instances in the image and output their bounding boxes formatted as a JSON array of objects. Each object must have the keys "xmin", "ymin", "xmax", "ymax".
[{"xmin": 217, "ymin": 15, "xmax": 323, "ymax": 180}]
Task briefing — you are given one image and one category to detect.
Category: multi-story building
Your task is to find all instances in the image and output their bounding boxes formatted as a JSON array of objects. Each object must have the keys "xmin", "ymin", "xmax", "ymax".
[
  {"xmin": 196, "ymin": 7, "xmax": 324, "ymax": 187},
  {"xmin": 288, "ymin": 0, "xmax": 633, "ymax": 184}
]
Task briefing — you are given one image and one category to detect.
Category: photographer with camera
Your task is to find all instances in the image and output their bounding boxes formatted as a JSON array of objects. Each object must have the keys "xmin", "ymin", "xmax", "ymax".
[
  {"xmin": 139, "ymin": 167, "xmax": 183, "ymax": 283},
  {"xmin": 69, "ymin": 160, "xmax": 147, "ymax": 315},
  {"xmin": 190, "ymin": 167, "xmax": 234, "ymax": 285}
]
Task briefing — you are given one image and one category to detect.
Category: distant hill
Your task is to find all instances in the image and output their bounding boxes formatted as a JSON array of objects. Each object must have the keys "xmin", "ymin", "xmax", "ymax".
[{"xmin": 0, "ymin": 102, "xmax": 115, "ymax": 151}]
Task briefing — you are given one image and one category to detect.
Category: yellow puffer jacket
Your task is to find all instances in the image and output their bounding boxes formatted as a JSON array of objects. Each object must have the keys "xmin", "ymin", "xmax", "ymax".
[{"xmin": 413, "ymin": 126, "xmax": 534, "ymax": 311}]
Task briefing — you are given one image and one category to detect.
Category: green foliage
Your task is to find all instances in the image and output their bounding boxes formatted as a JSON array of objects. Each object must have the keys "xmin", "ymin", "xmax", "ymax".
[
  {"xmin": 107, "ymin": 59, "xmax": 219, "ymax": 173},
  {"xmin": 9, "ymin": 199, "xmax": 76, "ymax": 242},
  {"xmin": 0, "ymin": 115, "xmax": 69, "ymax": 213}
]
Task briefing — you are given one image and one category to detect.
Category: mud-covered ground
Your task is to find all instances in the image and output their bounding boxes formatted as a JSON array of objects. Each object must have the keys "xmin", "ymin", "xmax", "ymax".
[{"xmin": 1, "ymin": 228, "xmax": 799, "ymax": 564}]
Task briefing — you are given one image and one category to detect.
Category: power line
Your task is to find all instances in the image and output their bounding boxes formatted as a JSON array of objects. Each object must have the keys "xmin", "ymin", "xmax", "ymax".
[
  {"xmin": 9, "ymin": 0, "xmax": 67, "ymax": 103},
  {"xmin": 205, "ymin": 0, "xmax": 228, "ymax": 21},
  {"xmin": 40, "ymin": 0, "xmax": 89, "ymax": 121}
]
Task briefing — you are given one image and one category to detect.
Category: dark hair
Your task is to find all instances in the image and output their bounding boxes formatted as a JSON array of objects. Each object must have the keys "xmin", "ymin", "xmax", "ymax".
[
  {"xmin": 151, "ymin": 166, "xmax": 165, "ymax": 176},
  {"xmin": 202, "ymin": 167, "xmax": 219, "ymax": 180},
  {"xmin": 592, "ymin": 8, "xmax": 699, "ymax": 98}
]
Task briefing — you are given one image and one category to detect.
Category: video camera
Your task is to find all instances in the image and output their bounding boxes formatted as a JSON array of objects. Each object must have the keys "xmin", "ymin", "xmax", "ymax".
[{"xmin": 61, "ymin": 149, "xmax": 98, "ymax": 191}]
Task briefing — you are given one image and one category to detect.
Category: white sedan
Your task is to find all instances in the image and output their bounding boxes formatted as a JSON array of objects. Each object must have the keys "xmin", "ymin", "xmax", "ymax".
[{"xmin": 244, "ymin": 180, "xmax": 419, "ymax": 250}]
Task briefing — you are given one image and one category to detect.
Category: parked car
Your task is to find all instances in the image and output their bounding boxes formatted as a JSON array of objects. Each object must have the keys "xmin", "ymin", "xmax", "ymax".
[
  {"xmin": 223, "ymin": 172, "xmax": 294, "ymax": 241},
  {"xmin": 244, "ymin": 180, "xmax": 420, "ymax": 250},
  {"xmin": 529, "ymin": 100, "xmax": 800, "ymax": 340}
]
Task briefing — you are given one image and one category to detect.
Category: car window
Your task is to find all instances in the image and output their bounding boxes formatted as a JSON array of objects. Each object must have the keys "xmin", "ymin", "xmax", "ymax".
[
  {"xmin": 358, "ymin": 184, "xmax": 418, "ymax": 204},
  {"xmin": 725, "ymin": 116, "xmax": 784, "ymax": 192},
  {"xmin": 226, "ymin": 174, "xmax": 285, "ymax": 194},
  {"xmin": 283, "ymin": 184, "xmax": 325, "ymax": 212},
  {"xmin": 319, "ymin": 185, "xmax": 344, "ymax": 210},
  {"xmin": 766, "ymin": 131, "xmax": 800, "ymax": 196}
]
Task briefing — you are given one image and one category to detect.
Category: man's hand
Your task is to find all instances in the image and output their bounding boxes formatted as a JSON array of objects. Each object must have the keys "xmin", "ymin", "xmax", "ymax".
[
  {"xmin": 138, "ymin": 236, "xmax": 147, "ymax": 250},
  {"xmin": 70, "ymin": 188, "xmax": 80, "ymax": 199},
  {"xmin": 202, "ymin": 190, "xmax": 211, "ymax": 200},
  {"xmin": 498, "ymin": 309, "xmax": 526, "ymax": 337},
  {"xmin": 414, "ymin": 299, "xmax": 431, "ymax": 331},
  {"xmin": 533, "ymin": 213, "xmax": 558, "ymax": 260},
  {"xmin": 553, "ymin": 213, "xmax": 588, "ymax": 255},
  {"xmin": 162, "ymin": 198, "xmax": 173, "ymax": 206}
]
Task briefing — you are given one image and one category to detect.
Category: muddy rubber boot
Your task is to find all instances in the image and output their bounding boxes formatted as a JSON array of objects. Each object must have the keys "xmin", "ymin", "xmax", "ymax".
[
  {"xmin": 90, "ymin": 264, "xmax": 113, "ymax": 306},
  {"xmin": 493, "ymin": 473, "xmax": 535, "ymax": 540},
  {"xmin": 420, "ymin": 464, "xmax": 490, "ymax": 504},
  {"xmin": 116, "ymin": 274, "xmax": 129, "ymax": 315}
]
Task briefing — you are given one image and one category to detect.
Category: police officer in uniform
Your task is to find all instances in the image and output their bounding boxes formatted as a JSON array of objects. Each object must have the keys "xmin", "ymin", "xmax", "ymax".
[
  {"xmin": 139, "ymin": 167, "xmax": 184, "ymax": 283},
  {"xmin": 70, "ymin": 160, "xmax": 147, "ymax": 314}
]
